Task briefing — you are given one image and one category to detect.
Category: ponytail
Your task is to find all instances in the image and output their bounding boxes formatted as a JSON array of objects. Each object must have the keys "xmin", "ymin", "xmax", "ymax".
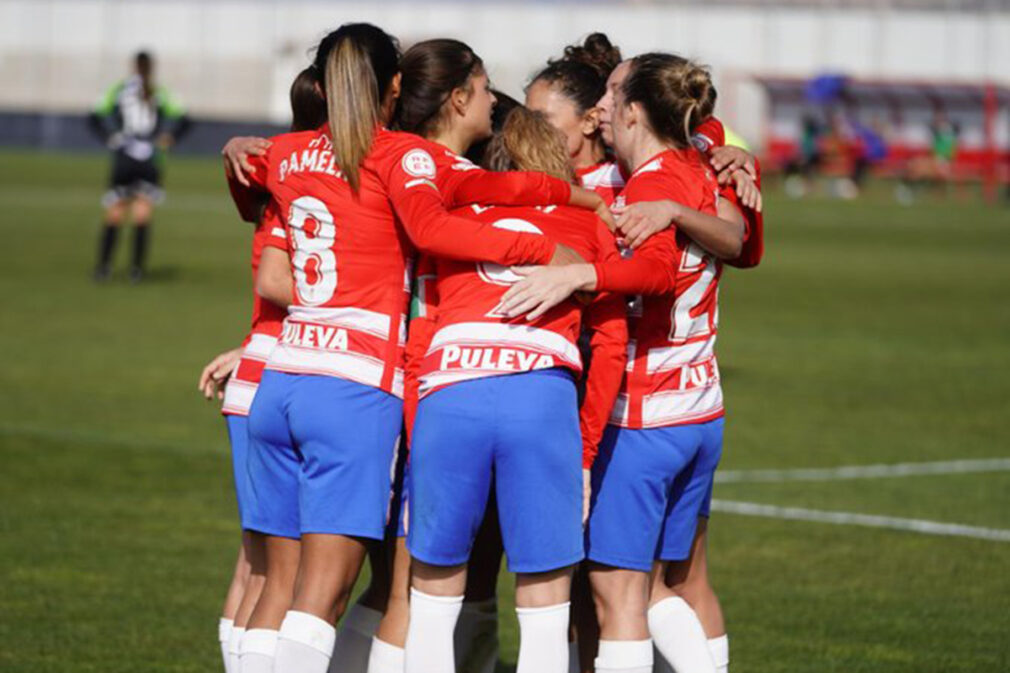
[
  {"xmin": 327, "ymin": 39, "xmax": 380, "ymax": 192},
  {"xmin": 313, "ymin": 23, "xmax": 400, "ymax": 192}
]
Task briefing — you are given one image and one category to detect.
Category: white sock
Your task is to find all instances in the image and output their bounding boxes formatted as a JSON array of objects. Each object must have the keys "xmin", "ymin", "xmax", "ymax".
[
  {"xmin": 368, "ymin": 637, "xmax": 405, "ymax": 673},
  {"xmin": 595, "ymin": 639, "xmax": 653, "ymax": 673},
  {"xmin": 707, "ymin": 636, "xmax": 729, "ymax": 673},
  {"xmin": 219, "ymin": 618, "xmax": 234, "ymax": 673},
  {"xmin": 516, "ymin": 602, "xmax": 570, "ymax": 673},
  {"xmin": 647, "ymin": 598, "xmax": 715, "ymax": 673},
  {"xmin": 275, "ymin": 610, "xmax": 336, "ymax": 673},
  {"xmin": 240, "ymin": 628, "xmax": 279, "ymax": 673},
  {"xmin": 330, "ymin": 604, "xmax": 383, "ymax": 673},
  {"xmin": 228, "ymin": 625, "xmax": 246, "ymax": 673},
  {"xmin": 568, "ymin": 640, "xmax": 580, "ymax": 673},
  {"xmin": 455, "ymin": 598, "xmax": 499, "ymax": 673},
  {"xmin": 404, "ymin": 589, "xmax": 463, "ymax": 673}
]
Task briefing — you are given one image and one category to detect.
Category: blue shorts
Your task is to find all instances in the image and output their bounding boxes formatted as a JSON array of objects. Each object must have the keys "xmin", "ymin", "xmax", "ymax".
[
  {"xmin": 226, "ymin": 414, "xmax": 254, "ymax": 530},
  {"xmin": 408, "ymin": 369, "xmax": 584, "ymax": 573},
  {"xmin": 586, "ymin": 417, "xmax": 724, "ymax": 571},
  {"xmin": 245, "ymin": 371, "xmax": 403, "ymax": 540}
]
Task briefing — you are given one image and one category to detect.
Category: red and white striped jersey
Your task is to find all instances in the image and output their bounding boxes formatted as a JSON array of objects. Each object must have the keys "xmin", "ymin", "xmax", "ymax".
[
  {"xmin": 418, "ymin": 204, "xmax": 620, "ymax": 397},
  {"xmin": 235, "ymin": 127, "xmax": 563, "ymax": 397},
  {"xmin": 602, "ymin": 149, "xmax": 725, "ymax": 429},
  {"xmin": 222, "ymin": 201, "xmax": 288, "ymax": 416},
  {"xmin": 577, "ymin": 160, "xmax": 626, "ymax": 207}
]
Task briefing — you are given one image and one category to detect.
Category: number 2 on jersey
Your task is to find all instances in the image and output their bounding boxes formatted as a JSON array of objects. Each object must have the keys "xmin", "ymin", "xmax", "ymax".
[
  {"xmin": 288, "ymin": 195, "xmax": 337, "ymax": 306},
  {"xmin": 669, "ymin": 242, "xmax": 718, "ymax": 343}
]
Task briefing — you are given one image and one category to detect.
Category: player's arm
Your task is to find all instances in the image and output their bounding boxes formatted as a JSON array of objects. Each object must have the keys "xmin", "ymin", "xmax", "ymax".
[
  {"xmin": 255, "ymin": 245, "xmax": 293, "ymax": 308},
  {"xmin": 614, "ymin": 197, "xmax": 744, "ymax": 258},
  {"xmin": 723, "ymin": 157, "xmax": 765, "ymax": 269},
  {"xmin": 223, "ymin": 139, "xmax": 272, "ymax": 222},
  {"xmin": 88, "ymin": 83, "xmax": 122, "ymax": 146},
  {"xmin": 442, "ymin": 165, "xmax": 615, "ymax": 229},
  {"xmin": 197, "ymin": 347, "xmax": 243, "ymax": 401},
  {"xmin": 579, "ymin": 292, "xmax": 627, "ymax": 470},
  {"xmin": 382, "ymin": 145, "xmax": 574, "ymax": 266},
  {"xmin": 156, "ymin": 86, "xmax": 193, "ymax": 147}
]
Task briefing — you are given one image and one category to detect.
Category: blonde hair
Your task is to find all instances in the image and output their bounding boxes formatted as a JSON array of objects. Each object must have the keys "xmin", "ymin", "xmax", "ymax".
[
  {"xmin": 326, "ymin": 40, "xmax": 380, "ymax": 193},
  {"xmin": 622, "ymin": 53, "xmax": 716, "ymax": 149},
  {"xmin": 484, "ymin": 108, "xmax": 575, "ymax": 183}
]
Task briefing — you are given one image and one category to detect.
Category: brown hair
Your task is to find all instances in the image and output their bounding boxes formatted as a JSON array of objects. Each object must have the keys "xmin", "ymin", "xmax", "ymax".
[
  {"xmin": 289, "ymin": 66, "xmax": 326, "ymax": 132},
  {"xmin": 484, "ymin": 108, "xmax": 575, "ymax": 183},
  {"xmin": 314, "ymin": 23, "xmax": 400, "ymax": 192},
  {"xmin": 527, "ymin": 33, "xmax": 621, "ymax": 114},
  {"xmin": 621, "ymin": 53, "xmax": 716, "ymax": 149},
  {"xmin": 394, "ymin": 39, "xmax": 484, "ymax": 138}
]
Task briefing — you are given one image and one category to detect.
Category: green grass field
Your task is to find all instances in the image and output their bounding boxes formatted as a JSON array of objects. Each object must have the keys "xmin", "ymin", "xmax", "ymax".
[{"xmin": 1, "ymin": 150, "xmax": 1008, "ymax": 672}]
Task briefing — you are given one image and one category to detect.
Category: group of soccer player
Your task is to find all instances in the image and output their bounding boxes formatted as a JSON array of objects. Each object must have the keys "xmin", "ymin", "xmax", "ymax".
[{"xmin": 198, "ymin": 22, "xmax": 764, "ymax": 673}]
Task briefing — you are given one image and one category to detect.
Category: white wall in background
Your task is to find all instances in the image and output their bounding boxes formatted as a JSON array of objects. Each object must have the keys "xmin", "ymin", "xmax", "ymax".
[{"xmin": 0, "ymin": 0, "xmax": 1007, "ymax": 147}]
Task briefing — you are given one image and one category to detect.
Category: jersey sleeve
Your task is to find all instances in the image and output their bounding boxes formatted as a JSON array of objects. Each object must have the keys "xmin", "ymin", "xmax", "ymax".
[
  {"xmin": 260, "ymin": 201, "xmax": 289, "ymax": 251},
  {"xmin": 380, "ymin": 142, "xmax": 556, "ymax": 266},
  {"xmin": 693, "ymin": 116, "xmax": 726, "ymax": 155},
  {"xmin": 724, "ymin": 156, "xmax": 764, "ymax": 269},
  {"xmin": 579, "ymin": 234, "xmax": 628, "ymax": 468},
  {"xmin": 226, "ymin": 143, "xmax": 273, "ymax": 223},
  {"xmin": 591, "ymin": 172, "xmax": 687, "ymax": 295},
  {"xmin": 440, "ymin": 164, "xmax": 571, "ymax": 209},
  {"xmin": 403, "ymin": 312, "xmax": 437, "ymax": 447}
]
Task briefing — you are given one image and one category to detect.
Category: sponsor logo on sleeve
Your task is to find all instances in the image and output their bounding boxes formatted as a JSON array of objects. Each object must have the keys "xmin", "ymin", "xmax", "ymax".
[{"xmin": 401, "ymin": 149, "xmax": 437, "ymax": 179}]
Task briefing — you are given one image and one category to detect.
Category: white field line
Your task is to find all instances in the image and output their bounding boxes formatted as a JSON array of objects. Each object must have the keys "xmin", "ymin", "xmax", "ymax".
[
  {"xmin": 716, "ymin": 458, "xmax": 1010, "ymax": 484},
  {"xmin": 711, "ymin": 500, "xmax": 1010, "ymax": 542}
]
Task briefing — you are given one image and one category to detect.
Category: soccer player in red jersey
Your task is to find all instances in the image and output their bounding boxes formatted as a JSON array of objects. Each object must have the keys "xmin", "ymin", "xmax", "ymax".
[
  {"xmin": 403, "ymin": 106, "xmax": 627, "ymax": 673},
  {"xmin": 198, "ymin": 66, "xmax": 324, "ymax": 673},
  {"xmin": 219, "ymin": 23, "xmax": 612, "ymax": 673},
  {"xmin": 500, "ymin": 54, "xmax": 740, "ymax": 673}
]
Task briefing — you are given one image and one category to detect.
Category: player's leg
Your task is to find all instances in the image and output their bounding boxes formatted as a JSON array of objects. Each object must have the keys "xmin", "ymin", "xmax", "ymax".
[
  {"xmin": 128, "ymin": 195, "xmax": 154, "ymax": 282},
  {"xmin": 404, "ymin": 378, "xmax": 497, "ymax": 673},
  {"xmin": 494, "ymin": 369, "xmax": 584, "ymax": 673},
  {"xmin": 456, "ymin": 495, "xmax": 504, "ymax": 673},
  {"xmin": 585, "ymin": 425, "xmax": 699, "ymax": 673},
  {"xmin": 275, "ymin": 375, "xmax": 402, "ymax": 673},
  {"xmin": 663, "ymin": 520, "xmax": 728, "ymax": 673},
  {"xmin": 240, "ymin": 371, "xmax": 303, "ymax": 673},
  {"xmin": 571, "ymin": 564, "xmax": 600, "ymax": 673},
  {"xmin": 649, "ymin": 418, "xmax": 725, "ymax": 673},
  {"xmin": 95, "ymin": 198, "xmax": 124, "ymax": 280},
  {"xmin": 514, "ymin": 567, "xmax": 575, "ymax": 673},
  {"xmin": 331, "ymin": 443, "xmax": 407, "ymax": 673},
  {"xmin": 370, "ymin": 536, "xmax": 410, "ymax": 673},
  {"xmin": 219, "ymin": 543, "xmax": 248, "ymax": 673}
]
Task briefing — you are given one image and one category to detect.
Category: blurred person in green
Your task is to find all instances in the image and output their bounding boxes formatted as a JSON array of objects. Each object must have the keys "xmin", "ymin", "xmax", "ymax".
[{"xmin": 88, "ymin": 51, "xmax": 191, "ymax": 282}]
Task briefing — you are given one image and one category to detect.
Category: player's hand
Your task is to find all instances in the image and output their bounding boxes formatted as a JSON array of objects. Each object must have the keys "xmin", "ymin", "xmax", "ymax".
[
  {"xmin": 731, "ymin": 169, "xmax": 762, "ymax": 212},
  {"xmin": 106, "ymin": 132, "xmax": 125, "ymax": 151},
  {"xmin": 548, "ymin": 243, "xmax": 586, "ymax": 267},
  {"xmin": 595, "ymin": 201, "xmax": 617, "ymax": 233},
  {"xmin": 222, "ymin": 136, "xmax": 271, "ymax": 187},
  {"xmin": 612, "ymin": 200, "xmax": 681, "ymax": 249},
  {"xmin": 710, "ymin": 146, "xmax": 756, "ymax": 184},
  {"xmin": 582, "ymin": 468, "xmax": 592, "ymax": 525},
  {"xmin": 499, "ymin": 264, "xmax": 595, "ymax": 321},
  {"xmin": 198, "ymin": 348, "xmax": 243, "ymax": 401}
]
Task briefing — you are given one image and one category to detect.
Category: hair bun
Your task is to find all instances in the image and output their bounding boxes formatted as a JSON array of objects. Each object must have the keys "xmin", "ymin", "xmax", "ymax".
[{"xmin": 562, "ymin": 32, "xmax": 622, "ymax": 79}]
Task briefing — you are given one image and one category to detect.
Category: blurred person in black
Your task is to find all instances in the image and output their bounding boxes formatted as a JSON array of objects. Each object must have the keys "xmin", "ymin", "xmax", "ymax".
[{"xmin": 89, "ymin": 50, "xmax": 191, "ymax": 282}]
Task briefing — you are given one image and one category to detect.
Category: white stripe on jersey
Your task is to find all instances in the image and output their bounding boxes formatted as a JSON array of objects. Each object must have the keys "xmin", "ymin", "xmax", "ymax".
[{"xmin": 267, "ymin": 345, "xmax": 405, "ymax": 398}]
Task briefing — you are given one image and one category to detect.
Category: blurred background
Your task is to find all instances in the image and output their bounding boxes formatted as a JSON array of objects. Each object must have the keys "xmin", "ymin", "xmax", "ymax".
[{"xmin": 1, "ymin": 1, "xmax": 1008, "ymax": 672}]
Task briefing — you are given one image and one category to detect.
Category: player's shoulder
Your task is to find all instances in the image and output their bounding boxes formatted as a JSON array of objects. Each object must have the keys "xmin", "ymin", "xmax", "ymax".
[
  {"xmin": 268, "ymin": 128, "xmax": 324, "ymax": 151},
  {"xmin": 627, "ymin": 149, "xmax": 712, "ymax": 202},
  {"xmin": 370, "ymin": 129, "xmax": 440, "ymax": 177}
]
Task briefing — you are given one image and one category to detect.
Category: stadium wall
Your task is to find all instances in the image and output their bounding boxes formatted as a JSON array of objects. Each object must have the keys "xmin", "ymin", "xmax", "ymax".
[{"xmin": 1, "ymin": 0, "xmax": 1008, "ymax": 153}]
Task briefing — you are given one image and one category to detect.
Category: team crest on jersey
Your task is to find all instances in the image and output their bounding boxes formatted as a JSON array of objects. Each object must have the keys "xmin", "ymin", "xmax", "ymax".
[
  {"xmin": 402, "ymin": 150, "xmax": 437, "ymax": 178},
  {"xmin": 692, "ymin": 133, "xmax": 714, "ymax": 152}
]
